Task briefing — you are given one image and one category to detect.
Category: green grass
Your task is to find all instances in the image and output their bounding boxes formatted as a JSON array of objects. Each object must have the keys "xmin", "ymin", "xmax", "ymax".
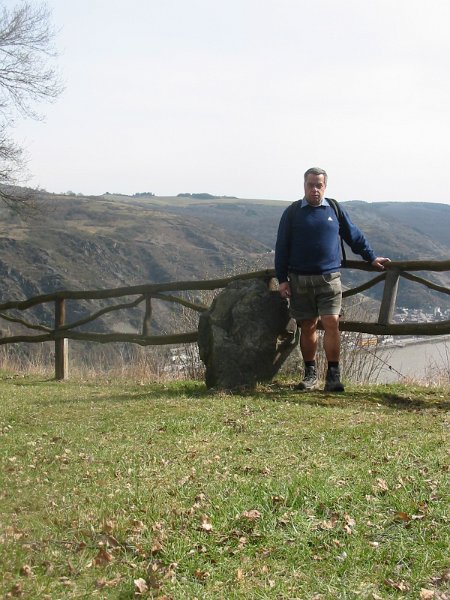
[{"xmin": 0, "ymin": 376, "xmax": 449, "ymax": 599}]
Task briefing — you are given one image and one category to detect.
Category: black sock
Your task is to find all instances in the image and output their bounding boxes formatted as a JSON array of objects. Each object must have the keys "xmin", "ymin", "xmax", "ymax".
[
  {"xmin": 328, "ymin": 361, "xmax": 339, "ymax": 370},
  {"xmin": 305, "ymin": 360, "xmax": 316, "ymax": 368}
]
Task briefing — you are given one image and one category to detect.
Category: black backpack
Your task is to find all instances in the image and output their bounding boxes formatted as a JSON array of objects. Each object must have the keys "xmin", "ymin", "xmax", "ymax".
[{"xmin": 286, "ymin": 198, "xmax": 347, "ymax": 266}]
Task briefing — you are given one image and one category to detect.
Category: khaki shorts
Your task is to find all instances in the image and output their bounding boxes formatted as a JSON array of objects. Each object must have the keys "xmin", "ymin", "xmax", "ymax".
[{"xmin": 289, "ymin": 272, "xmax": 342, "ymax": 321}]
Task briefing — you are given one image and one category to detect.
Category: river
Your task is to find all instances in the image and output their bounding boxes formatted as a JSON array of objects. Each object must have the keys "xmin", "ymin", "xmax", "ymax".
[{"xmin": 371, "ymin": 335, "xmax": 450, "ymax": 384}]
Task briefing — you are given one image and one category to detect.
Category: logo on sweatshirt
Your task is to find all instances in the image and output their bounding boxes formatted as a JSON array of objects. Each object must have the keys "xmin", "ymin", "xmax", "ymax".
[{"xmin": 328, "ymin": 216, "xmax": 333, "ymax": 221}]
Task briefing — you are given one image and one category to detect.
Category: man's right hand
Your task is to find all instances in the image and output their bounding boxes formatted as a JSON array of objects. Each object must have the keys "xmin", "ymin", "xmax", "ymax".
[
  {"xmin": 279, "ymin": 281, "xmax": 291, "ymax": 299},
  {"xmin": 371, "ymin": 257, "xmax": 391, "ymax": 270}
]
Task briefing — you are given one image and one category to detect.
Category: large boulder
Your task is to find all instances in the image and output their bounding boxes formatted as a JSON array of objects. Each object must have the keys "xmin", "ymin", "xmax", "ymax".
[{"xmin": 198, "ymin": 278, "xmax": 298, "ymax": 390}]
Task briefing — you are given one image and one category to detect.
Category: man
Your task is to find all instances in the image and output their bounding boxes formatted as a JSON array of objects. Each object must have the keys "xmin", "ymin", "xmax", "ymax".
[{"xmin": 275, "ymin": 167, "xmax": 390, "ymax": 392}]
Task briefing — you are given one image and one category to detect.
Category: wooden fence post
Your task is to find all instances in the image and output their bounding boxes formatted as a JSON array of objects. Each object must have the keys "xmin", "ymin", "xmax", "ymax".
[
  {"xmin": 55, "ymin": 298, "xmax": 68, "ymax": 380},
  {"xmin": 142, "ymin": 294, "xmax": 152, "ymax": 336},
  {"xmin": 378, "ymin": 269, "xmax": 400, "ymax": 325}
]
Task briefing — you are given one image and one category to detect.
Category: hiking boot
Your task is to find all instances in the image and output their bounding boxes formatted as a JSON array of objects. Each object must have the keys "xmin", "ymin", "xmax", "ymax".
[
  {"xmin": 324, "ymin": 367, "xmax": 345, "ymax": 393},
  {"xmin": 295, "ymin": 366, "xmax": 318, "ymax": 391}
]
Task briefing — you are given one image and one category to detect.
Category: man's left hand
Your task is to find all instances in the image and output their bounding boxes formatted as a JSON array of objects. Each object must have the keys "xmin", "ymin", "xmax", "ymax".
[{"xmin": 371, "ymin": 257, "xmax": 391, "ymax": 270}]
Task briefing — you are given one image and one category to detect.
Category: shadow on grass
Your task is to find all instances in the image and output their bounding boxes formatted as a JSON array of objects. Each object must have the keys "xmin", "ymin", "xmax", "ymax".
[
  {"xmin": 258, "ymin": 382, "xmax": 450, "ymax": 411},
  {"xmin": 372, "ymin": 392, "xmax": 449, "ymax": 411}
]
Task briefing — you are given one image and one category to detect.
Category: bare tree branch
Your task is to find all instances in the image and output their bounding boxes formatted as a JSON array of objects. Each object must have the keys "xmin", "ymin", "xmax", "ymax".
[{"xmin": 0, "ymin": 2, "xmax": 63, "ymax": 204}]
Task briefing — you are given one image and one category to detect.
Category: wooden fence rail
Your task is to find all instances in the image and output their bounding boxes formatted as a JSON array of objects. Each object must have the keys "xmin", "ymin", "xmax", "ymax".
[{"xmin": 0, "ymin": 259, "xmax": 449, "ymax": 379}]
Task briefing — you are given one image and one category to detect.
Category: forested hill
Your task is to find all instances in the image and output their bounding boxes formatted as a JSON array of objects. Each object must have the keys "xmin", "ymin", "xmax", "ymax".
[{"xmin": 0, "ymin": 190, "xmax": 449, "ymax": 328}]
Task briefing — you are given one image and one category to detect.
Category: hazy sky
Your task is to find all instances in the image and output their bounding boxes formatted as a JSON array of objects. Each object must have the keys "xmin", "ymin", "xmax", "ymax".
[{"xmin": 10, "ymin": 0, "xmax": 450, "ymax": 203}]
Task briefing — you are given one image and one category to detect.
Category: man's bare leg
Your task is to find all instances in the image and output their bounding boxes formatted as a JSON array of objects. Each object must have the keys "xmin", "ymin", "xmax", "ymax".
[
  {"xmin": 299, "ymin": 317, "xmax": 319, "ymax": 361},
  {"xmin": 321, "ymin": 314, "xmax": 340, "ymax": 362},
  {"xmin": 321, "ymin": 314, "xmax": 344, "ymax": 392}
]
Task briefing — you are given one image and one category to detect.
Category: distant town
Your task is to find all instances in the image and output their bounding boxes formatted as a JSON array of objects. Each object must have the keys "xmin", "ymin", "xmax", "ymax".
[
  {"xmin": 395, "ymin": 306, "xmax": 450, "ymax": 323},
  {"xmin": 351, "ymin": 306, "xmax": 450, "ymax": 350}
]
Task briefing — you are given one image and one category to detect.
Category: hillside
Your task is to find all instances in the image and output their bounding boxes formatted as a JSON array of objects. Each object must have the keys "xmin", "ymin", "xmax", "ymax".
[
  {"xmin": 0, "ymin": 190, "xmax": 449, "ymax": 336},
  {"xmin": 0, "ymin": 191, "xmax": 273, "ymax": 334}
]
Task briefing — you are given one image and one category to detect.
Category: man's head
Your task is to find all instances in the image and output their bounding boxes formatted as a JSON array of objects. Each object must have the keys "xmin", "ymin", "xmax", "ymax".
[{"xmin": 304, "ymin": 167, "xmax": 327, "ymax": 206}]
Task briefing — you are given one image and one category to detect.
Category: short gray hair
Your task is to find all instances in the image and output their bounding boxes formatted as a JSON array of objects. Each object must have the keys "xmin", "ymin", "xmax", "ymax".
[{"xmin": 304, "ymin": 167, "xmax": 327, "ymax": 185}]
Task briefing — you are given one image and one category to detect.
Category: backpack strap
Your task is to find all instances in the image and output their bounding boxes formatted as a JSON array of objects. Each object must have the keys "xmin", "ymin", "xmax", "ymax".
[
  {"xmin": 327, "ymin": 198, "xmax": 347, "ymax": 266},
  {"xmin": 286, "ymin": 198, "xmax": 347, "ymax": 267}
]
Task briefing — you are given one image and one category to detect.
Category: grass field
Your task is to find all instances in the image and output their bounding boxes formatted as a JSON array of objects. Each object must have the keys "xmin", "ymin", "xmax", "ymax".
[{"xmin": 0, "ymin": 375, "xmax": 449, "ymax": 599}]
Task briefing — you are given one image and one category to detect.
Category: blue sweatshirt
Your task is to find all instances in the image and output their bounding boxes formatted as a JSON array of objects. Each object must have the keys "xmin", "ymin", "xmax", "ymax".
[{"xmin": 275, "ymin": 198, "xmax": 377, "ymax": 283}]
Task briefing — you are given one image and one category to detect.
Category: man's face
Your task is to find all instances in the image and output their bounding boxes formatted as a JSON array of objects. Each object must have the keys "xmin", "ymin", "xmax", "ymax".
[{"xmin": 304, "ymin": 174, "xmax": 326, "ymax": 206}]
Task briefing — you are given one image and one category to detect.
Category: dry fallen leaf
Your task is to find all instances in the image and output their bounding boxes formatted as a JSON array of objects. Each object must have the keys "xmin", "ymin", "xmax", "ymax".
[
  {"xmin": 395, "ymin": 511, "xmax": 411, "ymax": 522},
  {"xmin": 95, "ymin": 575, "xmax": 123, "ymax": 589},
  {"xmin": 99, "ymin": 534, "xmax": 121, "ymax": 548},
  {"xmin": 277, "ymin": 512, "xmax": 291, "ymax": 526},
  {"xmin": 151, "ymin": 539, "xmax": 163, "ymax": 554},
  {"xmin": 344, "ymin": 513, "xmax": 356, "ymax": 527},
  {"xmin": 320, "ymin": 518, "xmax": 337, "ymax": 530},
  {"xmin": 241, "ymin": 509, "xmax": 262, "ymax": 521},
  {"xmin": 102, "ymin": 519, "xmax": 116, "ymax": 533},
  {"xmin": 19, "ymin": 565, "xmax": 32, "ymax": 577},
  {"xmin": 132, "ymin": 520, "xmax": 146, "ymax": 533},
  {"xmin": 134, "ymin": 577, "xmax": 148, "ymax": 595},
  {"xmin": 7, "ymin": 583, "xmax": 23, "ymax": 597},
  {"xmin": 343, "ymin": 524, "xmax": 353, "ymax": 535},
  {"xmin": 200, "ymin": 515, "xmax": 213, "ymax": 532},
  {"xmin": 236, "ymin": 568, "xmax": 244, "ymax": 581},
  {"xmin": 420, "ymin": 589, "xmax": 435, "ymax": 599},
  {"xmin": 237, "ymin": 536, "xmax": 247, "ymax": 549},
  {"xmin": 374, "ymin": 478, "xmax": 389, "ymax": 493},
  {"xmin": 271, "ymin": 495, "xmax": 285, "ymax": 505},
  {"xmin": 92, "ymin": 548, "xmax": 114, "ymax": 567},
  {"xmin": 5, "ymin": 527, "xmax": 24, "ymax": 541},
  {"xmin": 384, "ymin": 578, "xmax": 410, "ymax": 592},
  {"xmin": 431, "ymin": 568, "xmax": 450, "ymax": 586},
  {"xmin": 178, "ymin": 475, "xmax": 191, "ymax": 486},
  {"xmin": 162, "ymin": 562, "xmax": 177, "ymax": 582},
  {"xmin": 194, "ymin": 569, "xmax": 210, "ymax": 581},
  {"xmin": 188, "ymin": 544, "xmax": 207, "ymax": 555}
]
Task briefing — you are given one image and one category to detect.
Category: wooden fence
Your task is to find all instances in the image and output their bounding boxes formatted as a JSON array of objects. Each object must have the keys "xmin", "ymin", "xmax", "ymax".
[{"xmin": 0, "ymin": 259, "xmax": 449, "ymax": 380}]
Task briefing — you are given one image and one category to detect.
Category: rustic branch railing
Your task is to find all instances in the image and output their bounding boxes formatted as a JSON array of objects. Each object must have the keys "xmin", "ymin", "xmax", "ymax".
[{"xmin": 0, "ymin": 259, "xmax": 449, "ymax": 380}]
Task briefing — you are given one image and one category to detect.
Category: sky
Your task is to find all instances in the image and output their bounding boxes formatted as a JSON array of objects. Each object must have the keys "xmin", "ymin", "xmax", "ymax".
[{"xmin": 9, "ymin": 0, "xmax": 450, "ymax": 203}]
